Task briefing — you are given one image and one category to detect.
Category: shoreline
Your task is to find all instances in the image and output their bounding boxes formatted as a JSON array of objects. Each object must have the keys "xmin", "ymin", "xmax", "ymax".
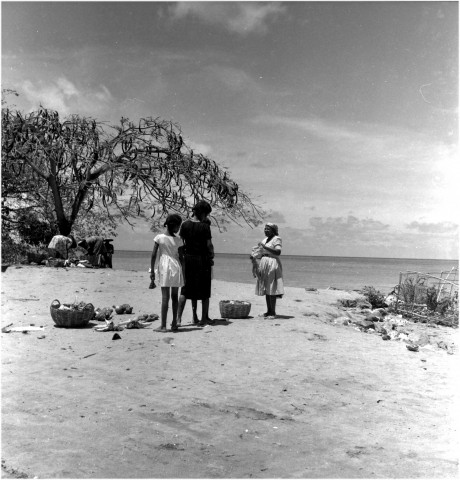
[
  {"xmin": 110, "ymin": 252, "xmax": 458, "ymax": 294},
  {"xmin": 114, "ymin": 250, "xmax": 459, "ymax": 262},
  {"xmin": 1, "ymin": 266, "xmax": 458, "ymax": 478}
]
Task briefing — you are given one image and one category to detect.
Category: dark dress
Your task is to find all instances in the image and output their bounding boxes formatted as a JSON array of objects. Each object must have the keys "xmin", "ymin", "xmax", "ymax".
[
  {"xmin": 79, "ymin": 236, "xmax": 112, "ymax": 267},
  {"xmin": 180, "ymin": 220, "xmax": 212, "ymax": 300}
]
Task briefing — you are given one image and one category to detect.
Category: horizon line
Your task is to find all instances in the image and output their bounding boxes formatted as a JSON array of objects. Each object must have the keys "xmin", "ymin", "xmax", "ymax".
[{"xmin": 115, "ymin": 250, "xmax": 459, "ymax": 263}]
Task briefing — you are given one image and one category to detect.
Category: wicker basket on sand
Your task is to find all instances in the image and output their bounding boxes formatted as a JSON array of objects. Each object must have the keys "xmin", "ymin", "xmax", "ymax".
[
  {"xmin": 50, "ymin": 299, "xmax": 95, "ymax": 328},
  {"xmin": 219, "ymin": 300, "xmax": 251, "ymax": 319}
]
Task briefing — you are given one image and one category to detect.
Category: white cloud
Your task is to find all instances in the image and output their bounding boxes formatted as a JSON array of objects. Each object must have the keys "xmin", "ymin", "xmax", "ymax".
[
  {"xmin": 187, "ymin": 141, "xmax": 213, "ymax": 157},
  {"xmin": 56, "ymin": 77, "xmax": 79, "ymax": 97},
  {"xmin": 256, "ymin": 115, "xmax": 368, "ymax": 143},
  {"xmin": 20, "ymin": 77, "xmax": 113, "ymax": 116},
  {"xmin": 252, "ymin": 114, "xmax": 458, "ymax": 174},
  {"xmin": 169, "ymin": 2, "xmax": 286, "ymax": 35},
  {"xmin": 406, "ymin": 221, "xmax": 459, "ymax": 234},
  {"xmin": 310, "ymin": 215, "xmax": 390, "ymax": 234}
]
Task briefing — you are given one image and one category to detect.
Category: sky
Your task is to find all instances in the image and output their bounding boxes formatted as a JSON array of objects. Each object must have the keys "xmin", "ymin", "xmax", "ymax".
[{"xmin": 2, "ymin": 1, "xmax": 458, "ymax": 259}]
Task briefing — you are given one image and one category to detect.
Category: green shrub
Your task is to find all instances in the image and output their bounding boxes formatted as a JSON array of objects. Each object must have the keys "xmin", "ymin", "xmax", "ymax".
[
  {"xmin": 360, "ymin": 286, "xmax": 387, "ymax": 309},
  {"xmin": 426, "ymin": 287, "xmax": 438, "ymax": 312},
  {"xmin": 1, "ymin": 235, "xmax": 28, "ymax": 264},
  {"xmin": 17, "ymin": 212, "xmax": 56, "ymax": 245}
]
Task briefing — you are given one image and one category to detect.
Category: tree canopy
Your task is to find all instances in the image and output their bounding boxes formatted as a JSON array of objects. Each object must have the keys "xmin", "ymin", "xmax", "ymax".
[{"xmin": 2, "ymin": 103, "xmax": 263, "ymax": 240}]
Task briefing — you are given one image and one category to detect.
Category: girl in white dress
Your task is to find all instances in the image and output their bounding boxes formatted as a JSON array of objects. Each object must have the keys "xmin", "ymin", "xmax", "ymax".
[{"xmin": 150, "ymin": 214, "xmax": 184, "ymax": 332}]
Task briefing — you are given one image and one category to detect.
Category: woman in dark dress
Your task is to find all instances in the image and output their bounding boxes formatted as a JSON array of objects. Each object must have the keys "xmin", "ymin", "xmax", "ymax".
[
  {"xmin": 77, "ymin": 236, "xmax": 112, "ymax": 268},
  {"xmin": 177, "ymin": 200, "xmax": 214, "ymax": 327}
]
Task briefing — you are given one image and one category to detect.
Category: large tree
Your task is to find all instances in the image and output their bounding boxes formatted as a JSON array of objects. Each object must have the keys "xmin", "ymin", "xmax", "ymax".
[{"xmin": 2, "ymin": 105, "xmax": 263, "ymax": 238}]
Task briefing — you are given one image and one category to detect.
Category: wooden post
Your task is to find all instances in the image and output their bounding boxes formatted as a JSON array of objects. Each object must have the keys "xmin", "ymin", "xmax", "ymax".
[
  {"xmin": 437, "ymin": 267, "xmax": 456, "ymax": 302},
  {"xmin": 395, "ymin": 272, "xmax": 402, "ymax": 313}
]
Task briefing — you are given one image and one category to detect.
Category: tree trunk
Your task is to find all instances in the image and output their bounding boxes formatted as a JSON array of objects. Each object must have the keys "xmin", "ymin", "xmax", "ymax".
[
  {"xmin": 46, "ymin": 164, "xmax": 73, "ymax": 236},
  {"xmin": 57, "ymin": 218, "xmax": 72, "ymax": 236}
]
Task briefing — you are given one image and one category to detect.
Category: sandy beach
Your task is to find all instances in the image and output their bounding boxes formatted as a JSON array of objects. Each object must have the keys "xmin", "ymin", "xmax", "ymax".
[{"xmin": 1, "ymin": 265, "xmax": 459, "ymax": 478}]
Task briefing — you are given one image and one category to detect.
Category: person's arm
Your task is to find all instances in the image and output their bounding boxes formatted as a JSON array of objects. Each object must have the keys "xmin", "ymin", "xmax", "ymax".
[
  {"xmin": 150, "ymin": 242, "xmax": 159, "ymax": 279},
  {"xmin": 207, "ymin": 239, "xmax": 214, "ymax": 259},
  {"xmin": 205, "ymin": 221, "xmax": 214, "ymax": 260}
]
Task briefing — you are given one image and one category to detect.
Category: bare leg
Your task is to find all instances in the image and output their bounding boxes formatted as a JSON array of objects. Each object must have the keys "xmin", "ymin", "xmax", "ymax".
[
  {"xmin": 155, "ymin": 287, "xmax": 169, "ymax": 332},
  {"xmin": 170, "ymin": 287, "xmax": 179, "ymax": 330},
  {"xmin": 161, "ymin": 287, "xmax": 170, "ymax": 328},
  {"xmin": 177, "ymin": 294, "xmax": 186, "ymax": 325},
  {"xmin": 202, "ymin": 298, "xmax": 209, "ymax": 321},
  {"xmin": 192, "ymin": 299, "xmax": 199, "ymax": 324},
  {"xmin": 261, "ymin": 296, "xmax": 270, "ymax": 317},
  {"xmin": 268, "ymin": 295, "xmax": 277, "ymax": 317},
  {"xmin": 199, "ymin": 298, "xmax": 214, "ymax": 325}
]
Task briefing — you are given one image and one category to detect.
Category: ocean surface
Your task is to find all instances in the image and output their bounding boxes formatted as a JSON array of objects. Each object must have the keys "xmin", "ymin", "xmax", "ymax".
[{"xmin": 112, "ymin": 251, "xmax": 458, "ymax": 294}]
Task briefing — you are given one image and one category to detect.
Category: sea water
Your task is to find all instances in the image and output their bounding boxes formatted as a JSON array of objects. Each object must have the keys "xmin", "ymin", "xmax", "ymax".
[{"xmin": 112, "ymin": 251, "xmax": 458, "ymax": 294}]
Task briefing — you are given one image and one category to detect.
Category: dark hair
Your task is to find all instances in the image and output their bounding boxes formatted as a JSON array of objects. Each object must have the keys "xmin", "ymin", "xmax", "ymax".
[
  {"xmin": 192, "ymin": 200, "xmax": 212, "ymax": 217},
  {"xmin": 164, "ymin": 214, "xmax": 182, "ymax": 227}
]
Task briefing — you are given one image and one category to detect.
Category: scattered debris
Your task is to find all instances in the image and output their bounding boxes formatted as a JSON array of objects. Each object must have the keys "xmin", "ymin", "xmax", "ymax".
[
  {"xmin": 93, "ymin": 307, "xmax": 113, "ymax": 321},
  {"xmin": 9, "ymin": 297, "xmax": 40, "ymax": 301},
  {"xmin": 406, "ymin": 344, "xmax": 419, "ymax": 352},
  {"xmin": 94, "ymin": 320, "xmax": 123, "ymax": 332},
  {"xmin": 2, "ymin": 325, "xmax": 45, "ymax": 333},
  {"xmin": 82, "ymin": 353, "xmax": 98, "ymax": 359},
  {"xmin": 336, "ymin": 299, "xmax": 457, "ymax": 353},
  {"xmin": 113, "ymin": 304, "xmax": 133, "ymax": 314},
  {"xmin": 118, "ymin": 319, "xmax": 151, "ymax": 329}
]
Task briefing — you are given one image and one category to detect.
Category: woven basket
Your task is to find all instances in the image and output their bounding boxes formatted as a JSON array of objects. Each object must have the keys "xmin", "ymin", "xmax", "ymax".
[
  {"xmin": 50, "ymin": 299, "xmax": 95, "ymax": 328},
  {"xmin": 219, "ymin": 300, "xmax": 251, "ymax": 319}
]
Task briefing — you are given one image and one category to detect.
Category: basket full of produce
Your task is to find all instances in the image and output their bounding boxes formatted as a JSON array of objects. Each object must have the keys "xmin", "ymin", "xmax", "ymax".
[
  {"xmin": 50, "ymin": 299, "xmax": 95, "ymax": 328},
  {"xmin": 219, "ymin": 300, "xmax": 251, "ymax": 319}
]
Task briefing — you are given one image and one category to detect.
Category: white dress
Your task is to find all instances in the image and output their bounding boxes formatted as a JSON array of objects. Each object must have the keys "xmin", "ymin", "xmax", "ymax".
[
  {"xmin": 255, "ymin": 236, "xmax": 284, "ymax": 296},
  {"xmin": 153, "ymin": 234, "xmax": 185, "ymax": 287}
]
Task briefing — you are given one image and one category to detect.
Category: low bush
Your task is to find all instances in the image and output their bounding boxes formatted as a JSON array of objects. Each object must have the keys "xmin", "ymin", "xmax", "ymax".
[
  {"xmin": 426, "ymin": 286, "xmax": 438, "ymax": 312},
  {"xmin": 1, "ymin": 237, "xmax": 28, "ymax": 264},
  {"xmin": 360, "ymin": 286, "xmax": 387, "ymax": 309}
]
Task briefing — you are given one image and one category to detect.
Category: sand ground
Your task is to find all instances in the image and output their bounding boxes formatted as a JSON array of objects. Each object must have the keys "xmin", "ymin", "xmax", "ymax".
[{"xmin": 1, "ymin": 265, "xmax": 459, "ymax": 478}]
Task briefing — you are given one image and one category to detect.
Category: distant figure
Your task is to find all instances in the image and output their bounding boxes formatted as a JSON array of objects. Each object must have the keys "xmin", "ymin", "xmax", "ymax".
[
  {"xmin": 104, "ymin": 239, "xmax": 114, "ymax": 268},
  {"xmin": 48, "ymin": 235, "xmax": 77, "ymax": 260},
  {"xmin": 150, "ymin": 214, "xmax": 184, "ymax": 332},
  {"xmin": 77, "ymin": 236, "xmax": 111, "ymax": 268},
  {"xmin": 255, "ymin": 223, "xmax": 284, "ymax": 319},
  {"xmin": 177, "ymin": 200, "xmax": 215, "ymax": 326}
]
